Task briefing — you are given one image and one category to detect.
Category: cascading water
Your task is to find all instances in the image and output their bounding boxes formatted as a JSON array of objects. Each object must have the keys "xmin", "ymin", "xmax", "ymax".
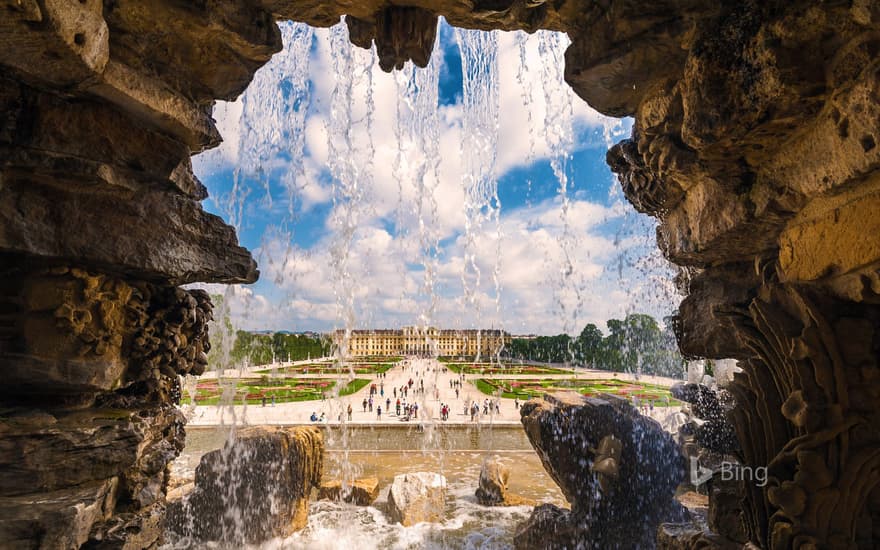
[
  {"xmin": 536, "ymin": 30, "xmax": 579, "ymax": 363},
  {"xmin": 455, "ymin": 28, "xmax": 502, "ymax": 367},
  {"xmin": 167, "ymin": 17, "xmax": 688, "ymax": 550}
]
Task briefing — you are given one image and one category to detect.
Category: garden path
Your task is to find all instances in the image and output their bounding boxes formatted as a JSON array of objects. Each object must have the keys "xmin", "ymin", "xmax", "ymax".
[{"xmin": 185, "ymin": 358, "xmax": 680, "ymax": 428}]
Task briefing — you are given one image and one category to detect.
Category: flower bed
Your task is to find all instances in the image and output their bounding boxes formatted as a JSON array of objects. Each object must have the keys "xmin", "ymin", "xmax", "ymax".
[
  {"xmin": 475, "ymin": 377, "xmax": 680, "ymax": 406},
  {"xmin": 255, "ymin": 363, "xmax": 393, "ymax": 376},
  {"xmin": 183, "ymin": 377, "xmax": 371, "ymax": 405}
]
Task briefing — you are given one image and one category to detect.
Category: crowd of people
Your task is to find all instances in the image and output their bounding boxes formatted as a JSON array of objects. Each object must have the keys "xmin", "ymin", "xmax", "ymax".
[
  {"xmin": 306, "ymin": 359, "xmax": 676, "ymax": 425},
  {"xmin": 305, "ymin": 360, "xmax": 516, "ymax": 424}
]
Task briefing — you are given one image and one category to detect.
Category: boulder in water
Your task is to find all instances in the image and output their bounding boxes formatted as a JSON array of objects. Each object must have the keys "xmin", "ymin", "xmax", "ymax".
[
  {"xmin": 318, "ymin": 477, "xmax": 380, "ymax": 505},
  {"xmin": 166, "ymin": 426, "xmax": 323, "ymax": 544},
  {"xmin": 475, "ymin": 456, "xmax": 535, "ymax": 507},
  {"xmin": 387, "ymin": 472, "xmax": 447, "ymax": 526}
]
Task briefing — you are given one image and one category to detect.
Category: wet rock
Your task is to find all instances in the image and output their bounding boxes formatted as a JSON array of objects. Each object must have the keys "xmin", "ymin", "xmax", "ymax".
[
  {"xmin": 86, "ymin": 502, "xmax": 166, "ymax": 550},
  {"xmin": 318, "ymin": 477, "xmax": 380, "ymax": 505},
  {"xmin": 0, "ymin": 478, "xmax": 118, "ymax": 549},
  {"xmin": 656, "ymin": 522, "xmax": 747, "ymax": 550},
  {"xmin": 166, "ymin": 426, "xmax": 324, "ymax": 544},
  {"xmin": 1, "ymin": 268, "xmax": 215, "ymax": 400},
  {"xmin": 475, "ymin": 456, "xmax": 535, "ymax": 507},
  {"xmin": 671, "ymin": 383, "xmax": 739, "ymax": 459},
  {"xmin": 387, "ymin": 472, "xmax": 447, "ymax": 526},
  {"xmin": 166, "ymin": 482, "xmax": 194, "ymax": 503},
  {"xmin": 516, "ymin": 392, "xmax": 687, "ymax": 549},
  {"xmin": 514, "ymin": 503, "xmax": 578, "ymax": 548},
  {"xmin": 2, "ymin": 0, "xmax": 879, "ymax": 547},
  {"xmin": 0, "ymin": 172, "xmax": 258, "ymax": 286},
  {"xmin": 0, "ymin": 405, "xmax": 185, "ymax": 547},
  {"xmin": 709, "ymin": 476, "xmax": 747, "ymax": 544},
  {"xmin": 346, "ymin": 7, "xmax": 439, "ymax": 72}
]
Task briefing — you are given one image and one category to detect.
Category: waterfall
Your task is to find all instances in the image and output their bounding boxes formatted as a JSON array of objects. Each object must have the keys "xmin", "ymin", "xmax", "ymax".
[
  {"xmin": 394, "ymin": 31, "xmax": 442, "ymax": 355},
  {"xmin": 515, "ymin": 32, "xmax": 537, "ymax": 211},
  {"xmin": 455, "ymin": 28, "xmax": 502, "ymax": 362},
  {"xmin": 537, "ymin": 31, "xmax": 579, "ymax": 362}
]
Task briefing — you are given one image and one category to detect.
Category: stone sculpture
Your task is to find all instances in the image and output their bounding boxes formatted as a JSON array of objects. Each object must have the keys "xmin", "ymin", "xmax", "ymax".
[{"xmin": 516, "ymin": 392, "xmax": 687, "ymax": 549}]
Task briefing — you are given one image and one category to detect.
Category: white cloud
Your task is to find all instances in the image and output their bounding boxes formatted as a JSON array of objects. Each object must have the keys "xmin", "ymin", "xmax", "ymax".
[{"xmin": 189, "ymin": 21, "xmax": 676, "ymax": 336}]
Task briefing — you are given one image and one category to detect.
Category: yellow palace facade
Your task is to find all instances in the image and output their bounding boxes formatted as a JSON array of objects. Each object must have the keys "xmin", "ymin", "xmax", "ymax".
[{"xmin": 333, "ymin": 326, "xmax": 510, "ymax": 358}]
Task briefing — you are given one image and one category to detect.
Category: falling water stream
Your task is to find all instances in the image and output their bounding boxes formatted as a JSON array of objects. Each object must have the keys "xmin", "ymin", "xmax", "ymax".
[{"xmin": 168, "ymin": 17, "xmax": 685, "ymax": 549}]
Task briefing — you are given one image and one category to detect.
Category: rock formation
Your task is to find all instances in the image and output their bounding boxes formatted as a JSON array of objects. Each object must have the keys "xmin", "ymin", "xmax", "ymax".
[
  {"xmin": 596, "ymin": 4, "xmax": 880, "ymax": 546},
  {"xmin": 165, "ymin": 426, "xmax": 323, "ymax": 544},
  {"xmin": 516, "ymin": 392, "xmax": 687, "ymax": 549},
  {"xmin": 387, "ymin": 471, "xmax": 448, "ymax": 526},
  {"xmin": 318, "ymin": 477, "xmax": 381, "ymax": 505},
  {"xmin": 475, "ymin": 455, "xmax": 535, "ymax": 507},
  {"xmin": 2, "ymin": 1, "xmax": 266, "ymax": 546},
  {"xmin": 3, "ymin": 0, "xmax": 880, "ymax": 548}
]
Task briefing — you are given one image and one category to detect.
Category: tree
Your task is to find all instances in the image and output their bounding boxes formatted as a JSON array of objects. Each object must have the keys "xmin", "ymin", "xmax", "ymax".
[
  {"xmin": 506, "ymin": 334, "xmax": 572, "ymax": 363},
  {"xmin": 576, "ymin": 323, "xmax": 604, "ymax": 366}
]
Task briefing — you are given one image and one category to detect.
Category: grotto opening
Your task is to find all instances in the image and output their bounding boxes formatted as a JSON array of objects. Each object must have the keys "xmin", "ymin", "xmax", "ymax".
[{"xmin": 1, "ymin": 1, "xmax": 879, "ymax": 549}]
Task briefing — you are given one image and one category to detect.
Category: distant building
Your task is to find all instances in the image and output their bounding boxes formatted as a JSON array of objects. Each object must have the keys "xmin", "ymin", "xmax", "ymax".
[{"xmin": 332, "ymin": 326, "xmax": 510, "ymax": 358}]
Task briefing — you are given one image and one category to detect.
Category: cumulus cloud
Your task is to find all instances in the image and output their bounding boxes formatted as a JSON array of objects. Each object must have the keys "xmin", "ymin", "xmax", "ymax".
[{"xmin": 189, "ymin": 20, "xmax": 677, "ymax": 335}]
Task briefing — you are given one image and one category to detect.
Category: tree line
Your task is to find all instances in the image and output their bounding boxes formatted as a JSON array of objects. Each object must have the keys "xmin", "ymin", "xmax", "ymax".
[
  {"xmin": 504, "ymin": 313, "xmax": 685, "ymax": 377},
  {"xmin": 205, "ymin": 294, "xmax": 330, "ymax": 368},
  {"xmin": 229, "ymin": 331, "xmax": 330, "ymax": 365}
]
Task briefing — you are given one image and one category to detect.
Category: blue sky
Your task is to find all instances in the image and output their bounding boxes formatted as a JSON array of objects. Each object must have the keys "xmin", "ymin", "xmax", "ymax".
[{"xmin": 192, "ymin": 20, "xmax": 677, "ymax": 335}]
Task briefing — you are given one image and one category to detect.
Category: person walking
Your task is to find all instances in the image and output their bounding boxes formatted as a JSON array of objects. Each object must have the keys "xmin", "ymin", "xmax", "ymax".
[
  {"xmin": 347, "ymin": 403, "xmax": 353, "ymax": 421},
  {"xmin": 376, "ymin": 405, "xmax": 382, "ymax": 420}
]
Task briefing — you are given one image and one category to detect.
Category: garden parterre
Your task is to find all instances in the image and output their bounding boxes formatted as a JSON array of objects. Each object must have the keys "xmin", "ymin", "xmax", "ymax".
[
  {"xmin": 184, "ymin": 377, "xmax": 371, "ymax": 405},
  {"xmin": 475, "ymin": 377, "xmax": 680, "ymax": 406}
]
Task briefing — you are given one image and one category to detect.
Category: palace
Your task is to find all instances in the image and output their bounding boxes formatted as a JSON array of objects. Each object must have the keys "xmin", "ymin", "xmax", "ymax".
[{"xmin": 332, "ymin": 326, "xmax": 510, "ymax": 358}]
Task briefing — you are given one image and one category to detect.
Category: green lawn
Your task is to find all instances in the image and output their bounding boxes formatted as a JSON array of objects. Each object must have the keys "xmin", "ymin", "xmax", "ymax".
[
  {"xmin": 474, "ymin": 377, "xmax": 680, "ymax": 406},
  {"xmin": 183, "ymin": 377, "xmax": 371, "ymax": 405}
]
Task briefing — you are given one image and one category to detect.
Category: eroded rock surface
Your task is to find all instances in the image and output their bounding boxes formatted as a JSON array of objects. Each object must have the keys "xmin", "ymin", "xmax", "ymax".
[
  {"xmin": 318, "ymin": 477, "xmax": 381, "ymax": 505},
  {"xmin": 594, "ymin": 3, "xmax": 880, "ymax": 548},
  {"xmin": 0, "ymin": 263, "xmax": 209, "ymax": 548},
  {"xmin": 2, "ymin": 2, "xmax": 266, "ymax": 546},
  {"xmin": 166, "ymin": 426, "xmax": 324, "ymax": 544},
  {"xmin": 475, "ymin": 455, "xmax": 534, "ymax": 507},
  {"xmin": 516, "ymin": 392, "xmax": 687, "ymax": 549},
  {"xmin": 387, "ymin": 471, "xmax": 447, "ymax": 526}
]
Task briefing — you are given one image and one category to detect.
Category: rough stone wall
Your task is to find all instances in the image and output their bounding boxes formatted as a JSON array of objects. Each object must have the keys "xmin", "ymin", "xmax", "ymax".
[
  {"xmin": 589, "ymin": 3, "xmax": 880, "ymax": 548},
  {"xmin": 1, "ymin": 1, "xmax": 267, "ymax": 547}
]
